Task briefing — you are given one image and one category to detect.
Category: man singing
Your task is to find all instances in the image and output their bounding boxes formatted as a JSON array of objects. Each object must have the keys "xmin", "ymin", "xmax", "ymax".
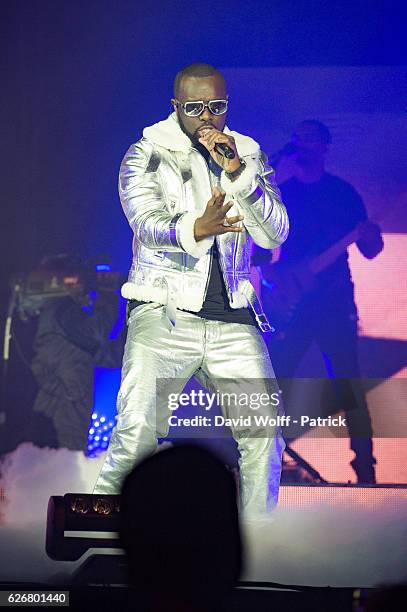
[{"xmin": 93, "ymin": 63, "xmax": 289, "ymax": 516}]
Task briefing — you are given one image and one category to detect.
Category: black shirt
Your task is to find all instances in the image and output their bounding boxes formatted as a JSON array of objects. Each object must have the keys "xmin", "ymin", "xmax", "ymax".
[
  {"xmin": 255, "ymin": 172, "xmax": 368, "ymax": 304},
  {"xmin": 190, "ymin": 241, "xmax": 256, "ymax": 325}
]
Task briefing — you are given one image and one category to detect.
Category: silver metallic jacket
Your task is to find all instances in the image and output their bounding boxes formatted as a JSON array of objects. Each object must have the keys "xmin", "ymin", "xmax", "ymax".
[{"xmin": 120, "ymin": 113, "xmax": 289, "ymax": 328}]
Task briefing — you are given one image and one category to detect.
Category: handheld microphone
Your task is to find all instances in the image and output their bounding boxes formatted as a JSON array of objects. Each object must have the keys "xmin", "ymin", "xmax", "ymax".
[
  {"xmin": 215, "ymin": 143, "xmax": 236, "ymax": 159},
  {"xmin": 270, "ymin": 142, "xmax": 297, "ymax": 166}
]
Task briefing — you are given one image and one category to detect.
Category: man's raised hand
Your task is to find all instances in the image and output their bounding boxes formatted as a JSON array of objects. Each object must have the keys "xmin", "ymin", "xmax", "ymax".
[{"xmin": 194, "ymin": 187, "xmax": 244, "ymax": 241}]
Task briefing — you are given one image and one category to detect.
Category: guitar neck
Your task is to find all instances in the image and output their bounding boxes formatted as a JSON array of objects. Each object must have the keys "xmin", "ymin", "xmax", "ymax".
[{"xmin": 309, "ymin": 227, "xmax": 359, "ymax": 275}]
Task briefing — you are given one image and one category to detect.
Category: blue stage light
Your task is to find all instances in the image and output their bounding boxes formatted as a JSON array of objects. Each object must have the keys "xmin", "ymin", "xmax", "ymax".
[
  {"xmin": 86, "ymin": 367, "xmax": 121, "ymax": 458},
  {"xmin": 95, "ymin": 264, "xmax": 111, "ymax": 271}
]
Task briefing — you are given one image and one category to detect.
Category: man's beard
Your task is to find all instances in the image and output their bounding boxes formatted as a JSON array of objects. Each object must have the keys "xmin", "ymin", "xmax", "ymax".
[
  {"xmin": 176, "ymin": 110, "xmax": 212, "ymax": 160},
  {"xmin": 176, "ymin": 111, "xmax": 199, "ymax": 145}
]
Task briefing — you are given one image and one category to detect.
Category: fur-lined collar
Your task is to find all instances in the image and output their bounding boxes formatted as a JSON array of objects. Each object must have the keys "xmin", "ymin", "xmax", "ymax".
[{"xmin": 143, "ymin": 112, "xmax": 260, "ymax": 157}]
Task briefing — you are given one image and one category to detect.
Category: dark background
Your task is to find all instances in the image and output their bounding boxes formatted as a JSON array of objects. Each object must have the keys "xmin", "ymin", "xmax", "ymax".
[
  {"xmin": 1, "ymin": 0, "xmax": 404, "ymax": 440},
  {"xmin": 2, "ymin": 0, "xmax": 404, "ymax": 288}
]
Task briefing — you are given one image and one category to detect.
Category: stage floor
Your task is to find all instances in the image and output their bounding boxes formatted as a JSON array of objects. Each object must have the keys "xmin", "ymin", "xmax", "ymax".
[
  {"xmin": 241, "ymin": 482, "xmax": 407, "ymax": 587},
  {"xmin": 0, "ymin": 444, "xmax": 406, "ymax": 588}
]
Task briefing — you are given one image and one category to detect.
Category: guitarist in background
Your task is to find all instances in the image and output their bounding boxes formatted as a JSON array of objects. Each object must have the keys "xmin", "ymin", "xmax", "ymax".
[{"xmin": 254, "ymin": 120, "xmax": 383, "ymax": 483}]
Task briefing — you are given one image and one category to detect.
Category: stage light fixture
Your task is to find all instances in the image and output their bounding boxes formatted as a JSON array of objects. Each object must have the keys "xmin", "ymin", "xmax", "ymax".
[{"xmin": 46, "ymin": 494, "xmax": 122, "ymax": 561}]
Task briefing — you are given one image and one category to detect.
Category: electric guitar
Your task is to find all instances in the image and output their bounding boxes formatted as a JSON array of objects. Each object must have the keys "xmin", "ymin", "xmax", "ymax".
[{"xmin": 251, "ymin": 221, "xmax": 382, "ymax": 333}]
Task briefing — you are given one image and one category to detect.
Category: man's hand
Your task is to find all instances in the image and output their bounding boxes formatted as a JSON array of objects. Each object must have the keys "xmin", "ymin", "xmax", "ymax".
[
  {"xmin": 356, "ymin": 220, "xmax": 384, "ymax": 259},
  {"xmin": 194, "ymin": 187, "xmax": 244, "ymax": 241},
  {"xmin": 198, "ymin": 126, "xmax": 242, "ymax": 173}
]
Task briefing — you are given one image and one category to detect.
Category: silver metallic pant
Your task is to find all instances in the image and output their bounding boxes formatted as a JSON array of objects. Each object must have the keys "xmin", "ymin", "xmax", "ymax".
[{"xmin": 93, "ymin": 303, "xmax": 285, "ymax": 516}]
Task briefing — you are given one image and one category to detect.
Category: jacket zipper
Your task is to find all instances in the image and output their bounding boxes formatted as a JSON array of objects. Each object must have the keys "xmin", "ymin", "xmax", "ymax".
[
  {"xmin": 207, "ymin": 155, "xmax": 235, "ymax": 301},
  {"xmin": 230, "ymin": 220, "xmax": 239, "ymax": 297},
  {"xmin": 192, "ymin": 148, "xmax": 215, "ymax": 300}
]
